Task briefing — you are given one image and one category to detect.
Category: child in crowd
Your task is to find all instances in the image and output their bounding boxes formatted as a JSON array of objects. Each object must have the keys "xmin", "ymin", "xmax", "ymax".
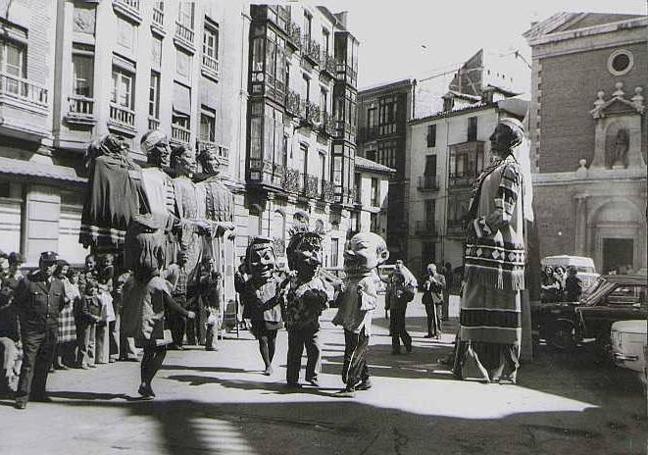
[
  {"xmin": 200, "ymin": 258, "xmax": 222, "ymax": 352},
  {"xmin": 53, "ymin": 261, "xmax": 76, "ymax": 370},
  {"xmin": 76, "ymin": 279, "xmax": 102, "ymax": 369}
]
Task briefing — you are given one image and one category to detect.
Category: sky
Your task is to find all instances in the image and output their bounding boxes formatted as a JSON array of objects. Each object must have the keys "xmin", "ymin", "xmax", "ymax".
[{"xmin": 311, "ymin": 0, "xmax": 647, "ymax": 89}]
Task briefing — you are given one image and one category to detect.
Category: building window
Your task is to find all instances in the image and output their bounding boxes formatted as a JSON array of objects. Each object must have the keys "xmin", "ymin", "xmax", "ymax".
[
  {"xmin": 72, "ymin": 49, "xmax": 94, "ymax": 98},
  {"xmin": 302, "ymin": 73, "xmax": 310, "ymax": 103},
  {"xmin": 367, "ymin": 107, "xmax": 377, "ymax": 128},
  {"xmin": 111, "ymin": 67, "xmax": 134, "ymax": 108},
  {"xmin": 378, "ymin": 95, "xmax": 398, "ymax": 135},
  {"xmin": 366, "ymin": 150, "xmax": 377, "ymax": 162},
  {"xmin": 331, "ymin": 238, "xmax": 339, "ymax": 267},
  {"xmin": 319, "ymin": 152, "xmax": 327, "ymax": 181},
  {"xmin": 371, "ymin": 177, "xmax": 379, "ymax": 206},
  {"xmin": 427, "ymin": 124, "xmax": 436, "ymax": 147},
  {"xmin": 178, "ymin": 2, "xmax": 194, "ymax": 29},
  {"xmin": 200, "ymin": 106, "xmax": 216, "ymax": 143},
  {"xmin": 303, "ymin": 11, "xmax": 312, "ymax": 39},
  {"xmin": 608, "ymin": 49, "xmax": 634, "ymax": 76},
  {"xmin": 151, "ymin": 35, "xmax": 162, "ymax": 68},
  {"xmin": 148, "ymin": 71, "xmax": 160, "ymax": 119},
  {"xmin": 377, "ymin": 140, "xmax": 397, "ymax": 170},
  {"xmin": 0, "ymin": 40, "xmax": 25, "ymax": 78},
  {"xmin": 425, "ymin": 199, "xmax": 435, "ymax": 225},
  {"xmin": 424, "ymin": 155, "xmax": 437, "ymax": 177},
  {"xmin": 320, "ymin": 87, "xmax": 328, "ymax": 114},
  {"xmin": 467, "ymin": 116, "xmax": 478, "ymax": 142},
  {"xmin": 370, "ymin": 213, "xmax": 379, "ymax": 233},
  {"xmin": 322, "ymin": 28, "xmax": 330, "ymax": 55},
  {"xmin": 202, "ymin": 21, "xmax": 219, "ymax": 72},
  {"xmin": 172, "ymin": 81, "xmax": 191, "ymax": 133}
]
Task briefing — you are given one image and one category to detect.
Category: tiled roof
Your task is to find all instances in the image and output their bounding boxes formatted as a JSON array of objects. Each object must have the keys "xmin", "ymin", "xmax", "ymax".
[
  {"xmin": 0, "ymin": 156, "xmax": 86, "ymax": 184},
  {"xmin": 355, "ymin": 156, "xmax": 395, "ymax": 174}
]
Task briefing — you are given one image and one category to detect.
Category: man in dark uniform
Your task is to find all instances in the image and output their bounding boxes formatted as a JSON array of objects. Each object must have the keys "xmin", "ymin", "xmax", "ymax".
[{"xmin": 14, "ymin": 251, "xmax": 65, "ymax": 409}]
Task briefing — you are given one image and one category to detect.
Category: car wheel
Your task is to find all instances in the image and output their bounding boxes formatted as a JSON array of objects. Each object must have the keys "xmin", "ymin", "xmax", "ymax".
[{"xmin": 548, "ymin": 320, "xmax": 577, "ymax": 351}]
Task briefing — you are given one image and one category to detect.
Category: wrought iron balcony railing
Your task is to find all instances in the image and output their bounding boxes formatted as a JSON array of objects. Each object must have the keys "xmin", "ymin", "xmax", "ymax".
[
  {"xmin": 304, "ymin": 174, "xmax": 319, "ymax": 198},
  {"xmin": 417, "ymin": 175, "xmax": 439, "ymax": 191},
  {"xmin": 321, "ymin": 180, "xmax": 336, "ymax": 203},
  {"xmin": 286, "ymin": 22, "xmax": 302, "ymax": 50},
  {"xmin": 304, "ymin": 101, "xmax": 321, "ymax": 125},
  {"xmin": 272, "ymin": 238, "xmax": 286, "ymax": 256},
  {"xmin": 152, "ymin": 6, "xmax": 164, "ymax": 27},
  {"xmin": 281, "ymin": 168, "xmax": 302, "ymax": 193},
  {"xmin": 322, "ymin": 53, "xmax": 337, "ymax": 76},
  {"xmin": 301, "ymin": 35, "xmax": 321, "ymax": 65},
  {"xmin": 319, "ymin": 111, "xmax": 336, "ymax": 136},
  {"xmin": 285, "ymin": 90, "xmax": 300, "ymax": 117}
]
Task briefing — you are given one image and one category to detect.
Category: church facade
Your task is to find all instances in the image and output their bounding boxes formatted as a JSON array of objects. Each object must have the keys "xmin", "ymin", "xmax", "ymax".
[{"xmin": 524, "ymin": 13, "xmax": 647, "ymax": 274}]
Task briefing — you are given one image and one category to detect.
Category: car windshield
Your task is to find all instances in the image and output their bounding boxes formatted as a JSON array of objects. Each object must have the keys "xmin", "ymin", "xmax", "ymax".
[{"xmin": 605, "ymin": 285, "xmax": 647, "ymax": 306}]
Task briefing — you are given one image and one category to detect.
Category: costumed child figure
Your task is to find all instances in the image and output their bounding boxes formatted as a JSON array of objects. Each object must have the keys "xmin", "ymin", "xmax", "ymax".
[
  {"xmin": 283, "ymin": 226, "xmax": 332, "ymax": 389},
  {"xmin": 240, "ymin": 237, "xmax": 284, "ymax": 376},
  {"xmin": 332, "ymin": 232, "xmax": 389, "ymax": 397}
]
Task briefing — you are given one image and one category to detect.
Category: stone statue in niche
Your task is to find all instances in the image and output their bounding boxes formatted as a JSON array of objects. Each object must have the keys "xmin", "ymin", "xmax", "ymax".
[{"xmin": 606, "ymin": 127, "xmax": 629, "ymax": 169}]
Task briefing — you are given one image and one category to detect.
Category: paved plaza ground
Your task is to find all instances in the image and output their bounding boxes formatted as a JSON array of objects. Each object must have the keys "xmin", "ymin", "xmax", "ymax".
[{"xmin": 0, "ymin": 295, "xmax": 646, "ymax": 454}]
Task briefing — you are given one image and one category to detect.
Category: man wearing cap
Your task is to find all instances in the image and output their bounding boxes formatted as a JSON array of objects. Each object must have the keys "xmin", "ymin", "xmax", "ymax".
[{"xmin": 13, "ymin": 251, "xmax": 67, "ymax": 409}]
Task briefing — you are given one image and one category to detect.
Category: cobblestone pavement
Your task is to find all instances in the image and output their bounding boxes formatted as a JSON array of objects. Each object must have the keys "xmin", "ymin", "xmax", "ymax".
[{"xmin": 0, "ymin": 295, "xmax": 645, "ymax": 454}]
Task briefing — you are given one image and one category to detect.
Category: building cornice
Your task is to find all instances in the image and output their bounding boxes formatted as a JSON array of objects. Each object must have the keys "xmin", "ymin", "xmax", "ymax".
[{"xmin": 526, "ymin": 16, "xmax": 647, "ymax": 47}]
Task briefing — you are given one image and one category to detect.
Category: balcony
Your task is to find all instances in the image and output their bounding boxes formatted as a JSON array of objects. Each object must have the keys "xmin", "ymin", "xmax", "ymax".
[
  {"xmin": 108, "ymin": 103, "xmax": 135, "ymax": 135},
  {"xmin": 318, "ymin": 111, "xmax": 336, "ymax": 137},
  {"xmin": 148, "ymin": 117, "xmax": 160, "ymax": 131},
  {"xmin": 112, "ymin": 0, "xmax": 142, "ymax": 24},
  {"xmin": 151, "ymin": 6, "xmax": 164, "ymax": 35},
  {"xmin": 175, "ymin": 21, "xmax": 195, "ymax": 53},
  {"xmin": 171, "ymin": 124, "xmax": 191, "ymax": 144},
  {"xmin": 448, "ymin": 173, "xmax": 478, "ymax": 188},
  {"xmin": 301, "ymin": 35, "xmax": 321, "ymax": 66},
  {"xmin": 285, "ymin": 90, "xmax": 300, "ymax": 117},
  {"xmin": 65, "ymin": 95, "xmax": 96, "ymax": 126},
  {"xmin": 201, "ymin": 54, "xmax": 219, "ymax": 80},
  {"xmin": 321, "ymin": 53, "xmax": 337, "ymax": 77},
  {"xmin": 415, "ymin": 220, "xmax": 438, "ymax": 237},
  {"xmin": 321, "ymin": 180, "xmax": 336, "ymax": 203},
  {"xmin": 302, "ymin": 101, "xmax": 321, "ymax": 126},
  {"xmin": 0, "ymin": 73, "xmax": 49, "ymax": 138},
  {"xmin": 197, "ymin": 140, "xmax": 230, "ymax": 166},
  {"xmin": 303, "ymin": 174, "xmax": 319, "ymax": 198},
  {"xmin": 286, "ymin": 22, "xmax": 302, "ymax": 50},
  {"xmin": 272, "ymin": 163, "xmax": 285, "ymax": 187},
  {"xmin": 281, "ymin": 168, "xmax": 302, "ymax": 193},
  {"xmin": 417, "ymin": 175, "xmax": 439, "ymax": 191}
]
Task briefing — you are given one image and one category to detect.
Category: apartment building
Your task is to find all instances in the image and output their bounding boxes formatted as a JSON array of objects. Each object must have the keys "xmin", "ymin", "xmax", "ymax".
[
  {"xmin": 408, "ymin": 97, "xmax": 527, "ymax": 275},
  {"xmin": 356, "ymin": 79, "xmax": 416, "ymax": 261},
  {"xmin": 243, "ymin": 4, "xmax": 360, "ymax": 268},
  {"xmin": 353, "ymin": 156, "xmax": 393, "ymax": 240},
  {"xmin": 0, "ymin": 0, "xmax": 249, "ymax": 265}
]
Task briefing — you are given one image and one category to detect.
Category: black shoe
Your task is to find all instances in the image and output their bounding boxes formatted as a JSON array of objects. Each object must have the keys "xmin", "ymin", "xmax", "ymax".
[
  {"xmin": 285, "ymin": 382, "xmax": 302, "ymax": 390},
  {"xmin": 263, "ymin": 366, "xmax": 274, "ymax": 376},
  {"xmin": 306, "ymin": 378, "xmax": 319, "ymax": 387},
  {"xmin": 14, "ymin": 400, "xmax": 27, "ymax": 410},
  {"xmin": 424, "ymin": 334, "xmax": 434, "ymax": 338},
  {"xmin": 138, "ymin": 384, "xmax": 155, "ymax": 400},
  {"xmin": 405, "ymin": 343, "xmax": 412, "ymax": 353}
]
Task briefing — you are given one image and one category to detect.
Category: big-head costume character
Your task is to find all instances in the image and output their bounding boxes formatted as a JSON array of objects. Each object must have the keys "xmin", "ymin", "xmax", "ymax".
[
  {"xmin": 240, "ymin": 237, "xmax": 284, "ymax": 375},
  {"xmin": 332, "ymin": 232, "xmax": 389, "ymax": 396},
  {"xmin": 283, "ymin": 226, "xmax": 332, "ymax": 387}
]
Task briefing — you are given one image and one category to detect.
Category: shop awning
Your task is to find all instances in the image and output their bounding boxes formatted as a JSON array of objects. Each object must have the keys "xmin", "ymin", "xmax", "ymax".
[{"xmin": 0, "ymin": 156, "xmax": 86, "ymax": 185}]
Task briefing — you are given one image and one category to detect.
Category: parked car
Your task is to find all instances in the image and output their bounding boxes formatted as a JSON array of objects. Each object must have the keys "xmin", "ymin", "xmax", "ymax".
[
  {"xmin": 532, "ymin": 274, "xmax": 647, "ymax": 353},
  {"xmin": 610, "ymin": 320, "xmax": 646, "ymax": 387},
  {"xmin": 541, "ymin": 255, "xmax": 599, "ymax": 293}
]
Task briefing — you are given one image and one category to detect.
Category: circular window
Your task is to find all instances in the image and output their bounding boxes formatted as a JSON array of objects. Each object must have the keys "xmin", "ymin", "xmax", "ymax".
[{"xmin": 608, "ymin": 49, "xmax": 634, "ymax": 76}]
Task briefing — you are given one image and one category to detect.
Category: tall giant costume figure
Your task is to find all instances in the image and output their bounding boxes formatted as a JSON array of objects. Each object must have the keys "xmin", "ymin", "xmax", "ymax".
[{"xmin": 453, "ymin": 117, "xmax": 529, "ymax": 384}]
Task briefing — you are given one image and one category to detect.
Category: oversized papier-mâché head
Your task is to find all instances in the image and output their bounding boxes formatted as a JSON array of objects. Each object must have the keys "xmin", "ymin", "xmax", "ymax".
[
  {"xmin": 245, "ymin": 236, "xmax": 276, "ymax": 282},
  {"xmin": 286, "ymin": 226, "xmax": 323, "ymax": 277},
  {"xmin": 141, "ymin": 129, "xmax": 172, "ymax": 168},
  {"xmin": 343, "ymin": 232, "xmax": 389, "ymax": 276}
]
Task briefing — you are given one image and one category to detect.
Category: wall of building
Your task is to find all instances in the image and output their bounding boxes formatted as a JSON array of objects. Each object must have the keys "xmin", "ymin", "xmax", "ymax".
[
  {"xmin": 407, "ymin": 106, "xmax": 499, "ymax": 276},
  {"xmin": 538, "ymin": 42, "xmax": 647, "ymax": 173}
]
